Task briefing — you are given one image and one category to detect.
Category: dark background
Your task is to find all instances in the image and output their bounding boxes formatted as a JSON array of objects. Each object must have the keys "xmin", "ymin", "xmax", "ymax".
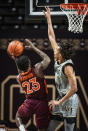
[
  {"xmin": 0, "ymin": 0, "xmax": 88, "ymax": 131},
  {"xmin": 0, "ymin": 48, "xmax": 88, "ymax": 131}
]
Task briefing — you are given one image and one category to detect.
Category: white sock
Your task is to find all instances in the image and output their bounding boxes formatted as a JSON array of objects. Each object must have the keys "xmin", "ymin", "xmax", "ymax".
[{"xmin": 19, "ymin": 125, "xmax": 25, "ymax": 131}]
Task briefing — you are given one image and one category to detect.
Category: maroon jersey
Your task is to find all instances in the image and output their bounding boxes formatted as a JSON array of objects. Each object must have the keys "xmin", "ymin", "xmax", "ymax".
[{"xmin": 17, "ymin": 68, "xmax": 48, "ymax": 99}]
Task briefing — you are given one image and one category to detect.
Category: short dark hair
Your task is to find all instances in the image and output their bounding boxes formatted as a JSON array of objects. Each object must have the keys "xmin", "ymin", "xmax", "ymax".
[
  {"xmin": 58, "ymin": 42, "xmax": 74, "ymax": 60},
  {"xmin": 16, "ymin": 55, "xmax": 31, "ymax": 72}
]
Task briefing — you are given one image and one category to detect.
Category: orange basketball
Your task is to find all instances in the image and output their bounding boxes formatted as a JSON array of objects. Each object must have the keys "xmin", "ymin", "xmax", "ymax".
[{"xmin": 7, "ymin": 40, "xmax": 24, "ymax": 57}]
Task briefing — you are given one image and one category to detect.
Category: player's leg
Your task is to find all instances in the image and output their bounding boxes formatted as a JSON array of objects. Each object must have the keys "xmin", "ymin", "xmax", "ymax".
[
  {"xmin": 64, "ymin": 118, "xmax": 76, "ymax": 131},
  {"xmin": 63, "ymin": 94, "xmax": 78, "ymax": 131},
  {"xmin": 16, "ymin": 111, "xmax": 26, "ymax": 131},
  {"xmin": 15, "ymin": 99, "xmax": 34, "ymax": 131},
  {"xmin": 35, "ymin": 99, "xmax": 49, "ymax": 131},
  {"xmin": 47, "ymin": 119, "xmax": 60, "ymax": 131}
]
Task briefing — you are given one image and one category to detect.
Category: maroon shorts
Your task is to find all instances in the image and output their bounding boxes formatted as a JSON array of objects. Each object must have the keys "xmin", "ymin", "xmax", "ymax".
[{"xmin": 18, "ymin": 98, "xmax": 50, "ymax": 129}]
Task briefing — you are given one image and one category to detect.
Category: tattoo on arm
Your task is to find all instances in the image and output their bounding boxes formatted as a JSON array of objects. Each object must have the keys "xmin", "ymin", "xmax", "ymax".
[
  {"xmin": 32, "ymin": 45, "xmax": 51, "ymax": 70},
  {"xmin": 25, "ymin": 39, "xmax": 50, "ymax": 70}
]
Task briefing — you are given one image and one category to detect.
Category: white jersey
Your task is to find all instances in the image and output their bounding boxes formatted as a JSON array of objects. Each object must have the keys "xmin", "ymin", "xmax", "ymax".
[
  {"xmin": 52, "ymin": 59, "xmax": 78, "ymax": 117},
  {"xmin": 54, "ymin": 59, "xmax": 73, "ymax": 97}
]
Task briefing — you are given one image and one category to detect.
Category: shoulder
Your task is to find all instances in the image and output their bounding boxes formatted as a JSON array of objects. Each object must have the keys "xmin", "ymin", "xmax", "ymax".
[
  {"xmin": 63, "ymin": 59, "xmax": 74, "ymax": 66},
  {"xmin": 34, "ymin": 63, "xmax": 44, "ymax": 77},
  {"xmin": 62, "ymin": 59, "xmax": 74, "ymax": 73}
]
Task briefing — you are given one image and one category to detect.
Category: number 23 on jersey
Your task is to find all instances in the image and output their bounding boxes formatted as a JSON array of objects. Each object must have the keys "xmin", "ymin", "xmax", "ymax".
[{"xmin": 22, "ymin": 77, "xmax": 40, "ymax": 94}]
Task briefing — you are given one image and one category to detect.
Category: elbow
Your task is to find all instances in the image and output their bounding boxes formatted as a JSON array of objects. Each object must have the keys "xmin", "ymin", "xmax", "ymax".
[
  {"xmin": 47, "ymin": 57, "xmax": 51, "ymax": 65},
  {"xmin": 75, "ymin": 86, "xmax": 78, "ymax": 93},
  {"xmin": 70, "ymin": 77, "xmax": 78, "ymax": 93},
  {"xmin": 72, "ymin": 86, "xmax": 78, "ymax": 94},
  {"xmin": 46, "ymin": 56, "xmax": 51, "ymax": 66},
  {"xmin": 74, "ymin": 81, "xmax": 78, "ymax": 93},
  {"xmin": 44, "ymin": 55, "xmax": 51, "ymax": 67}
]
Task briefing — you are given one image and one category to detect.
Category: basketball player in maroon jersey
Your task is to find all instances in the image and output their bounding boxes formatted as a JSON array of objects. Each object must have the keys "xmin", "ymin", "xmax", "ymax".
[{"xmin": 12, "ymin": 39, "xmax": 51, "ymax": 131}]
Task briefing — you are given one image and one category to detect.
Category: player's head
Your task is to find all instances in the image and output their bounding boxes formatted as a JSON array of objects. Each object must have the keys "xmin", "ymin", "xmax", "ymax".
[
  {"xmin": 16, "ymin": 55, "xmax": 31, "ymax": 72},
  {"xmin": 58, "ymin": 42, "xmax": 74, "ymax": 60}
]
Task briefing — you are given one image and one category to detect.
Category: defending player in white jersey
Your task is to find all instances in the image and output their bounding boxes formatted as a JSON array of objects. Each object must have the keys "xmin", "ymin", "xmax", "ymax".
[{"xmin": 43, "ymin": 7, "xmax": 79, "ymax": 131}]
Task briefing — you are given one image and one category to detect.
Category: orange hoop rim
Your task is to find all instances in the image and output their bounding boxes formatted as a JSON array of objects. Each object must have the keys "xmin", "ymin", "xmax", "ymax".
[
  {"xmin": 60, "ymin": 3, "xmax": 88, "ymax": 15},
  {"xmin": 60, "ymin": 3, "xmax": 88, "ymax": 9}
]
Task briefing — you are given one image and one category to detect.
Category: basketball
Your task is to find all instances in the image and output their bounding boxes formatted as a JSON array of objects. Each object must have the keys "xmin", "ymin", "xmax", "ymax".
[{"xmin": 7, "ymin": 40, "xmax": 24, "ymax": 57}]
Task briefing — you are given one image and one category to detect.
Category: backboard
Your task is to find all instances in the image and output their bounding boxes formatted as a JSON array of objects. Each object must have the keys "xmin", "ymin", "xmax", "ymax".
[
  {"xmin": 25, "ymin": 0, "xmax": 65, "ymax": 16},
  {"xmin": 25, "ymin": 0, "xmax": 88, "ymax": 24}
]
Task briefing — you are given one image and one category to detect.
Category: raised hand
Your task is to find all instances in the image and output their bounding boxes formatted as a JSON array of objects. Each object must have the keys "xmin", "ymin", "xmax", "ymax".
[
  {"xmin": 25, "ymin": 39, "xmax": 34, "ymax": 49},
  {"xmin": 43, "ymin": 7, "xmax": 51, "ymax": 19}
]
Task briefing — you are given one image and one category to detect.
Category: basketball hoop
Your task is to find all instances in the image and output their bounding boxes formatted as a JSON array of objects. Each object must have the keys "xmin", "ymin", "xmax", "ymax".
[{"xmin": 60, "ymin": 3, "xmax": 88, "ymax": 33}]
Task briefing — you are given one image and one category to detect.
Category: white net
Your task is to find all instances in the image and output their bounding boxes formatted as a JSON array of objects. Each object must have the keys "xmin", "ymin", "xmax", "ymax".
[{"xmin": 60, "ymin": 4, "xmax": 88, "ymax": 33}]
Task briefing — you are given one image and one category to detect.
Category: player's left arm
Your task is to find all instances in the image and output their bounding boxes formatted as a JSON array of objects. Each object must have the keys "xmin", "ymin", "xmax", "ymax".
[
  {"xmin": 50, "ymin": 65, "xmax": 78, "ymax": 106},
  {"xmin": 59, "ymin": 65, "xmax": 78, "ymax": 104},
  {"xmin": 25, "ymin": 39, "xmax": 51, "ymax": 70}
]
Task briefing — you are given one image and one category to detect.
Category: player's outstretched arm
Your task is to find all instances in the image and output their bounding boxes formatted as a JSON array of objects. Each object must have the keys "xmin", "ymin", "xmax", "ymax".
[
  {"xmin": 43, "ymin": 7, "xmax": 58, "ymax": 51},
  {"xmin": 25, "ymin": 39, "xmax": 51, "ymax": 70}
]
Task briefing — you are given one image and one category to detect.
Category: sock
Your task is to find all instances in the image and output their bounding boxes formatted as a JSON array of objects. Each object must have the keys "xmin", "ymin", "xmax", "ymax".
[{"xmin": 19, "ymin": 125, "xmax": 25, "ymax": 131}]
